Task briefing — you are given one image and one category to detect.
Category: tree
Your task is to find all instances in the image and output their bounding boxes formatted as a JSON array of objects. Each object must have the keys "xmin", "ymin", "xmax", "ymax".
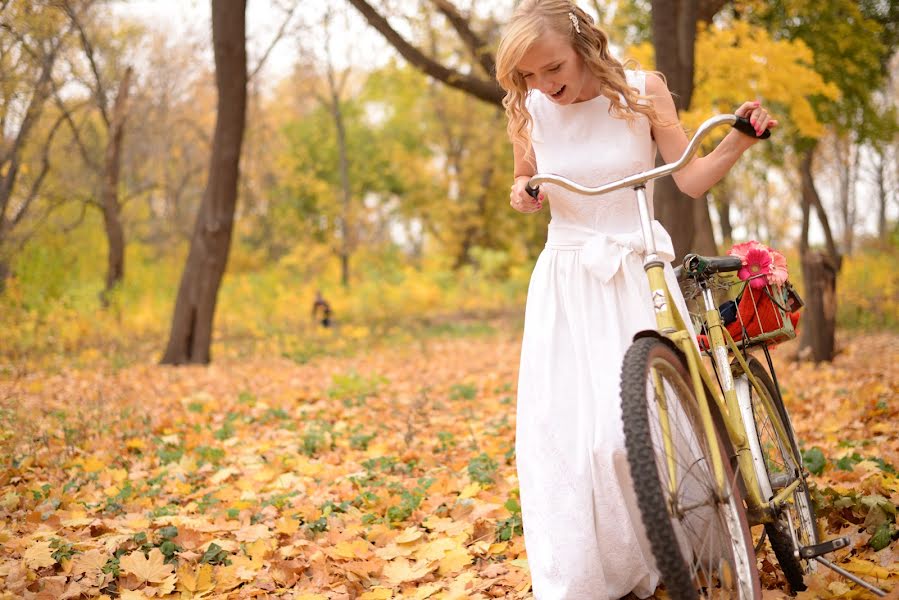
[
  {"xmin": 62, "ymin": 0, "xmax": 136, "ymax": 302},
  {"xmin": 0, "ymin": 2, "xmax": 74, "ymax": 290},
  {"xmin": 346, "ymin": 0, "xmax": 503, "ymax": 105},
  {"xmin": 749, "ymin": 0, "xmax": 893, "ymax": 361},
  {"xmin": 161, "ymin": 0, "xmax": 247, "ymax": 365},
  {"xmin": 648, "ymin": 0, "xmax": 732, "ymax": 259}
]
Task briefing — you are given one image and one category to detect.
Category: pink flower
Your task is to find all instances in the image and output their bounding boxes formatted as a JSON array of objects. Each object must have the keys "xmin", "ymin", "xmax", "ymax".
[
  {"xmin": 729, "ymin": 239, "xmax": 790, "ymax": 286},
  {"xmin": 738, "ymin": 248, "xmax": 773, "ymax": 288},
  {"xmin": 769, "ymin": 250, "xmax": 788, "ymax": 286},
  {"xmin": 728, "ymin": 240, "xmax": 768, "ymax": 264}
]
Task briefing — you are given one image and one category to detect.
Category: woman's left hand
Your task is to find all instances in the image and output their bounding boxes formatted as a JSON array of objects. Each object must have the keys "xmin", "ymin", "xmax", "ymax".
[{"xmin": 735, "ymin": 100, "xmax": 779, "ymax": 138}]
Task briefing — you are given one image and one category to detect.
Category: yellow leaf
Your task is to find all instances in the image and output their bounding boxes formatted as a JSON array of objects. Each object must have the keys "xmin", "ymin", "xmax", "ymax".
[
  {"xmin": 395, "ymin": 526, "xmax": 424, "ymax": 544},
  {"xmin": 176, "ymin": 563, "xmax": 214, "ymax": 594},
  {"xmin": 358, "ymin": 589, "xmax": 393, "ymax": 600},
  {"xmin": 245, "ymin": 539, "xmax": 272, "ymax": 564},
  {"xmin": 82, "ymin": 457, "xmax": 106, "ymax": 473},
  {"xmin": 119, "ymin": 590, "xmax": 150, "ymax": 600},
  {"xmin": 488, "ymin": 542, "xmax": 508, "ymax": 555},
  {"xmin": 118, "ymin": 548, "xmax": 175, "ymax": 583},
  {"xmin": 413, "ymin": 583, "xmax": 442, "ymax": 599},
  {"xmin": 416, "ymin": 538, "xmax": 455, "ymax": 562},
  {"xmin": 382, "ymin": 558, "xmax": 436, "ymax": 585},
  {"xmin": 437, "ymin": 545, "xmax": 471, "ymax": 575},
  {"xmin": 71, "ymin": 549, "xmax": 109, "ymax": 576},
  {"xmin": 23, "ymin": 540, "xmax": 56, "ymax": 569},
  {"xmin": 839, "ymin": 557, "xmax": 896, "ymax": 580},
  {"xmin": 509, "ymin": 557, "xmax": 529, "ymax": 571},
  {"xmin": 459, "ymin": 483, "xmax": 481, "ymax": 499},
  {"xmin": 125, "ymin": 437, "xmax": 146, "ymax": 450},
  {"xmin": 213, "ymin": 564, "xmax": 242, "ymax": 593},
  {"xmin": 234, "ymin": 523, "xmax": 271, "ymax": 542},
  {"xmin": 294, "ymin": 595, "xmax": 328, "ymax": 600},
  {"xmin": 332, "ymin": 539, "xmax": 372, "ymax": 559},
  {"xmin": 275, "ymin": 516, "xmax": 299, "ymax": 535}
]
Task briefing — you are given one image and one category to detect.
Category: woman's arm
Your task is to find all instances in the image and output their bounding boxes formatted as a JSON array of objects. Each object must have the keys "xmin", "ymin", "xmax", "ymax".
[
  {"xmin": 646, "ymin": 73, "xmax": 778, "ymax": 199},
  {"xmin": 510, "ymin": 140, "xmax": 543, "ymax": 213}
]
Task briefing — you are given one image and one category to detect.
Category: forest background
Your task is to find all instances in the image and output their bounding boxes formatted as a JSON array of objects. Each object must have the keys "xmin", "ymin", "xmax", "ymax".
[
  {"xmin": 1, "ymin": 0, "xmax": 898, "ymax": 598},
  {"xmin": 0, "ymin": 0, "xmax": 896, "ymax": 368}
]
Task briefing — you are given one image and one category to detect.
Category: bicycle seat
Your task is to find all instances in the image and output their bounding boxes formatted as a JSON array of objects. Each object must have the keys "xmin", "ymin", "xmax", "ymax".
[{"xmin": 675, "ymin": 253, "xmax": 743, "ymax": 280}]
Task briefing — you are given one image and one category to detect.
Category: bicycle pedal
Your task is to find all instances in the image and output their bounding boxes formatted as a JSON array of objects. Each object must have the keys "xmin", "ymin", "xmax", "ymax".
[{"xmin": 799, "ymin": 537, "xmax": 850, "ymax": 559}]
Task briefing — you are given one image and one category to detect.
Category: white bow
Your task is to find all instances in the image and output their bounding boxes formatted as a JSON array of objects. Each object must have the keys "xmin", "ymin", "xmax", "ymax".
[{"xmin": 580, "ymin": 220, "xmax": 675, "ymax": 283}]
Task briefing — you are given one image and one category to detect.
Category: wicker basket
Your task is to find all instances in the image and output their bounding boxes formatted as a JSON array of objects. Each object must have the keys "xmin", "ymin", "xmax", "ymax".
[{"xmin": 679, "ymin": 274, "xmax": 803, "ymax": 348}]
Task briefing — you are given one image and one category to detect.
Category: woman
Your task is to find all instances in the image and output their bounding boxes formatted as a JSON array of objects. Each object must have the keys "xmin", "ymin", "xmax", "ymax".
[{"xmin": 494, "ymin": 1, "xmax": 776, "ymax": 598}]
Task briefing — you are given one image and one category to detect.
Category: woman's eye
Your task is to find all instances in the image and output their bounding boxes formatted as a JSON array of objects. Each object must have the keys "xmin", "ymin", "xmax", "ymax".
[
  {"xmin": 521, "ymin": 73, "xmax": 533, "ymax": 79},
  {"xmin": 549, "ymin": 65, "xmax": 561, "ymax": 72}
]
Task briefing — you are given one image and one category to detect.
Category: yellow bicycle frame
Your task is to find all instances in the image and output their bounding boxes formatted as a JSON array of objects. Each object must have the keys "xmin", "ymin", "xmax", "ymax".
[{"xmin": 633, "ymin": 185, "xmax": 797, "ymax": 522}]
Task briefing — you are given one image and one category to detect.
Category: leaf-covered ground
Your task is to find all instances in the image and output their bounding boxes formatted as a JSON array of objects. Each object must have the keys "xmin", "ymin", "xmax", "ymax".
[{"xmin": 0, "ymin": 328, "xmax": 896, "ymax": 599}]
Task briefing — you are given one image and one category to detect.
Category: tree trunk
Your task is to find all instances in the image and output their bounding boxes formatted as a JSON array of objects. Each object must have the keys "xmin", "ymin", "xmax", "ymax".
[
  {"xmin": 161, "ymin": 0, "xmax": 247, "ymax": 365},
  {"xmin": 100, "ymin": 67, "xmax": 133, "ymax": 304},
  {"xmin": 799, "ymin": 252, "xmax": 838, "ymax": 362},
  {"xmin": 329, "ymin": 73, "xmax": 352, "ymax": 289},
  {"xmin": 874, "ymin": 146, "xmax": 888, "ymax": 241},
  {"xmin": 798, "ymin": 144, "xmax": 840, "ymax": 362},
  {"xmin": 715, "ymin": 195, "xmax": 733, "ymax": 246},
  {"xmin": 0, "ymin": 258, "xmax": 9, "ymax": 294},
  {"xmin": 650, "ymin": 0, "xmax": 718, "ymax": 260}
]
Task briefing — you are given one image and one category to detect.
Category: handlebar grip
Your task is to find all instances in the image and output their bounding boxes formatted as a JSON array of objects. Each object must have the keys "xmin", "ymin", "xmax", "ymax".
[
  {"xmin": 525, "ymin": 184, "xmax": 540, "ymax": 199},
  {"xmin": 732, "ymin": 115, "xmax": 771, "ymax": 139}
]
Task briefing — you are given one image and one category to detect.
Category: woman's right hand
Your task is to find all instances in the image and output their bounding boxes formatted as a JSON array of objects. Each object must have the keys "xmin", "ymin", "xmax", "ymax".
[{"xmin": 510, "ymin": 176, "xmax": 544, "ymax": 213}]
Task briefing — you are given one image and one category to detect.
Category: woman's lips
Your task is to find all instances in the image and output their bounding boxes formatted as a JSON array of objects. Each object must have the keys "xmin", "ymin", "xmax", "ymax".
[{"xmin": 551, "ymin": 85, "xmax": 566, "ymax": 99}]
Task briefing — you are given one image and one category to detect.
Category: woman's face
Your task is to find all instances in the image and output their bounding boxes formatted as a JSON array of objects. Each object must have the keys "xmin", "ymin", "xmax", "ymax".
[{"xmin": 516, "ymin": 30, "xmax": 597, "ymax": 104}]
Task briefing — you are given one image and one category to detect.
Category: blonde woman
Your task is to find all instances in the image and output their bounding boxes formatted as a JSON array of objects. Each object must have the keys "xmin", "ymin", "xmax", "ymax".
[{"xmin": 495, "ymin": 1, "xmax": 776, "ymax": 598}]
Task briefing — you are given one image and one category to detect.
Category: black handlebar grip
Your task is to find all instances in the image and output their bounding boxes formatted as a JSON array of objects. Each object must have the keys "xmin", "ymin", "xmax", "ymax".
[
  {"xmin": 732, "ymin": 115, "xmax": 771, "ymax": 139},
  {"xmin": 525, "ymin": 184, "xmax": 540, "ymax": 199}
]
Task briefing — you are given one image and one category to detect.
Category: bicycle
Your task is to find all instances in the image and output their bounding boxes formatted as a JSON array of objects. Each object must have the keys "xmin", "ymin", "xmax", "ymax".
[{"xmin": 526, "ymin": 114, "xmax": 883, "ymax": 599}]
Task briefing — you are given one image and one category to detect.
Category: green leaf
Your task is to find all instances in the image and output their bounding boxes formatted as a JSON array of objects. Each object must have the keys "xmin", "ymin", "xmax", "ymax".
[
  {"xmin": 803, "ymin": 447, "xmax": 826, "ymax": 475},
  {"xmin": 869, "ymin": 522, "xmax": 895, "ymax": 551}
]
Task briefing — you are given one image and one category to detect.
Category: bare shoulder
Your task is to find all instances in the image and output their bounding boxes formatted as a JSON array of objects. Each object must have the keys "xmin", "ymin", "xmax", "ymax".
[{"xmin": 644, "ymin": 72, "xmax": 668, "ymax": 96}]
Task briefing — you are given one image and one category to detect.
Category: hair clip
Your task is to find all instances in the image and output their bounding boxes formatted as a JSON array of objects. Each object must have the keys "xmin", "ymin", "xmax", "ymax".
[{"xmin": 568, "ymin": 12, "xmax": 581, "ymax": 34}]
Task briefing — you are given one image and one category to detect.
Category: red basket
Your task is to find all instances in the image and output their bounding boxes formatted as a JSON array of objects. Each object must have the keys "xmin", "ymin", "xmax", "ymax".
[{"xmin": 725, "ymin": 281, "xmax": 802, "ymax": 346}]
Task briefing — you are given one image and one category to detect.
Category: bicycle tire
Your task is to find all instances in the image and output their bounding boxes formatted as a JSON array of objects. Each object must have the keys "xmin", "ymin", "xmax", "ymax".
[
  {"xmin": 621, "ymin": 337, "xmax": 761, "ymax": 600},
  {"xmin": 740, "ymin": 357, "xmax": 818, "ymax": 592}
]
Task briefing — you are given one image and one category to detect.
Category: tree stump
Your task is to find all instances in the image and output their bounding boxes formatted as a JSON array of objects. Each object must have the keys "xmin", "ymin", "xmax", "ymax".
[{"xmin": 799, "ymin": 250, "xmax": 839, "ymax": 362}]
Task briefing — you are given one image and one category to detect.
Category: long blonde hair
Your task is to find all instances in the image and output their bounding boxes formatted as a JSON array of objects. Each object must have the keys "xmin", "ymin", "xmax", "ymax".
[{"xmin": 495, "ymin": 0, "xmax": 665, "ymax": 152}]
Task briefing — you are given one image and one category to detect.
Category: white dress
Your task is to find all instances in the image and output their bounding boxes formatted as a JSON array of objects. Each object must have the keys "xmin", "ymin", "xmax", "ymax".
[{"xmin": 516, "ymin": 70, "xmax": 693, "ymax": 599}]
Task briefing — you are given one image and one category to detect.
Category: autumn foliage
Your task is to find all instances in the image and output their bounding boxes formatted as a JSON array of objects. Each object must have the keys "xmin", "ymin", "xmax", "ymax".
[{"xmin": 1, "ymin": 324, "xmax": 897, "ymax": 598}]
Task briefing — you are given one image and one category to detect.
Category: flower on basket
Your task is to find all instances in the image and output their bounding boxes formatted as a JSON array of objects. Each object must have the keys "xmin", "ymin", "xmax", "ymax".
[{"xmin": 728, "ymin": 240, "xmax": 788, "ymax": 288}]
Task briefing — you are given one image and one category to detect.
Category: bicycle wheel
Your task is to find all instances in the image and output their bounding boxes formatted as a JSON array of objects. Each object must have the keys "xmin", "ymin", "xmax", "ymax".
[
  {"xmin": 738, "ymin": 356, "xmax": 818, "ymax": 592},
  {"xmin": 621, "ymin": 337, "xmax": 761, "ymax": 600}
]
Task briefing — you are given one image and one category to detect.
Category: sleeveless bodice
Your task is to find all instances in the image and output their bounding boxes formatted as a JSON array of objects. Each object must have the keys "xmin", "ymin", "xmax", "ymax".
[{"xmin": 527, "ymin": 70, "xmax": 657, "ymax": 234}]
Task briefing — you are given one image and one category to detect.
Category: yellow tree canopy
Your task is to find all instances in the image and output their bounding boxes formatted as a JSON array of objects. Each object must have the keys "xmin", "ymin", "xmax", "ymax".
[{"xmin": 627, "ymin": 20, "xmax": 840, "ymax": 140}]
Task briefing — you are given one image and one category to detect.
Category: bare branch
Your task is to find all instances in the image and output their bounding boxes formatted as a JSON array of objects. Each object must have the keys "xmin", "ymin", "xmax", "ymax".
[
  {"xmin": 346, "ymin": 0, "xmax": 503, "ymax": 107},
  {"xmin": 52, "ymin": 91, "xmax": 101, "ymax": 172},
  {"xmin": 63, "ymin": 0, "xmax": 110, "ymax": 126},
  {"xmin": 11, "ymin": 110, "xmax": 69, "ymax": 226},
  {"xmin": 428, "ymin": 0, "xmax": 495, "ymax": 77},
  {"xmin": 248, "ymin": 0, "xmax": 299, "ymax": 82}
]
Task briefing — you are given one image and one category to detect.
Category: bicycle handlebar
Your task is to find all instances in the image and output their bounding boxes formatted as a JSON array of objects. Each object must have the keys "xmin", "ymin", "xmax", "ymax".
[{"xmin": 526, "ymin": 114, "xmax": 769, "ymax": 197}]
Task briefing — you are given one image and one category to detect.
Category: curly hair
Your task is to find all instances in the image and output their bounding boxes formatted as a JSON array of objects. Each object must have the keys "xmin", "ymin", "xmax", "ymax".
[{"xmin": 495, "ymin": 0, "xmax": 667, "ymax": 154}]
